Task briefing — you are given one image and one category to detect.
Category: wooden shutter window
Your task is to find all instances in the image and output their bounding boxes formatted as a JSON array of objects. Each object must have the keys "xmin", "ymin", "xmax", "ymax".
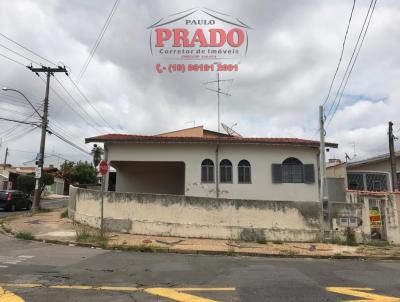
[
  {"xmin": 304, "ymin": 164, "xmax": 315, "ymax": 183},
  {"xmin": 272, "ymin": 164, "xmax": 283, "ymax": 183}
]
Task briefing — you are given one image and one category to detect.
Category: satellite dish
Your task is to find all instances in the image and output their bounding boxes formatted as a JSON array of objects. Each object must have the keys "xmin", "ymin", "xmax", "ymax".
[{"xmin": 221, "ymin": 122, "xmax": 242, "ymax": 137}]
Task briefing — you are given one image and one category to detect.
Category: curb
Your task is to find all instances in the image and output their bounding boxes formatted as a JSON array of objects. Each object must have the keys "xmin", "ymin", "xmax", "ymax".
[
  {"xmin": 2, "ymin": 225, "xmax": 400, "ymax": 261},
  {"xmin": 1, "ymin": 221, "xmax": 400, "ymax": 261}
]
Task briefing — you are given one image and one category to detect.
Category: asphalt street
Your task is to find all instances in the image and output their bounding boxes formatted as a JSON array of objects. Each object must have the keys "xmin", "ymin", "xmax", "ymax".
[
  {"xmin": 0, "ymin": 198, "xmax": 68, "ymax": 219},
  {"xmin": 0, "ymin": 232, "xmax": 399, "ymax": 301}
]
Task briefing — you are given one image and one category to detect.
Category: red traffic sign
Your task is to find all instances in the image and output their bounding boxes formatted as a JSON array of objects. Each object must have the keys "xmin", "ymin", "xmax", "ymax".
[{"xmin": 99, "ymin": 160, "xmax": 109, "ymax": 176}]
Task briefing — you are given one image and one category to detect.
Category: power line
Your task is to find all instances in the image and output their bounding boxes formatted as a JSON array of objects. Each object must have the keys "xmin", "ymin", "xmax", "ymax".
[
  {"xmin": 0, "ymin": 116, "xmax": 40, "ymax": 126},
  {"xmin": 2, "ymin": 126, "xmax": 37, "ymax": 144},
  {"xmin": 322, "ymin": 0, "xmax": 356, "ymax": 107},
  {"xmin": 37, "ymin": 75, "xmax": 103, "ymax": 134},
  {"xmin": 76, "ymin": 0, "xmax": 120, "ymax": 83},
  {"xmin": 0, "ymin": 52, "xmax": 26, "ymax": 67},
  {"xmin": 325, "ymin": 0, "xmax": 377, "ymax": 122},
  {"xmin": 49, "ymin": 121, "xmax": 89, "ymax": 151},
  {"xmin": 0, "ymin": 31, "xmax": 58, "ymax": 67},
  {"xmin": 326, "ymin": 0, "xmax": 377, "ymax": 129},
  {"xmin": 0, "ymin": 42, "xmax": 41, "ymax": 66},
  {"xmin": 52, "ymin": 76, "xmax": 105, "ymax": 132},
  {"xmin": 48, "ymin": 127, "xmax": 91, "ymax": 156},
  {"xmin": 68, "ymin": 76, "xmax": 117, "ymax": 131}
]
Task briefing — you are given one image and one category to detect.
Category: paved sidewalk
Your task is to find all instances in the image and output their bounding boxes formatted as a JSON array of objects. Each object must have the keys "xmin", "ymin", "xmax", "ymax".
[{"xmin": 2, "ymin": 208, "xmax": 400, "ymax": 259}]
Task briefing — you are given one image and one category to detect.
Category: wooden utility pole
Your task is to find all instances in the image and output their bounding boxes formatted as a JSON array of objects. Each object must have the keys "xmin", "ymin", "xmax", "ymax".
[
  {"xmin": 3, "ymin": 147, "xmax": 8, "ymax": 169},
  {"xmin": 28, "ymin": 66, "xmax": 68, "ymax": 210},
  {"xmin": 388, "ymin": 121, "xmax": 398, "ymax": 192}
]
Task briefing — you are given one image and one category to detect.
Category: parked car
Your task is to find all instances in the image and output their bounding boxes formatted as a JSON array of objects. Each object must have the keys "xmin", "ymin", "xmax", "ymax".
[{"xmin": 0, "ymin": 190, "xmax": 32, "ymax": 211}]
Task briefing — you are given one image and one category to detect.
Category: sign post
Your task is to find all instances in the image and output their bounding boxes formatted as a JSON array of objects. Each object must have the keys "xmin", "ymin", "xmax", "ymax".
[{"xmin": 99, "ymin": 160, "xmax": 109, "ymax": 237}]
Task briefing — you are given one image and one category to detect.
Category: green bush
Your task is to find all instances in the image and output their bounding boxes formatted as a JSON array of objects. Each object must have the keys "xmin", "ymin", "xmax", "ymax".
[
  {"xmin": 345, "ymin": 228, "xmax": 358, "ymax": 246},
  {"xmin": 60, "ymin": 209, "xmax": 68, "ymax": 218},
  {"xmin": 16, "ymin": 173, "xmax": 54, "ymax": 194},
  {"xmin": 15, "ymin": 232, "xmax": 34, "ymax": 240}
]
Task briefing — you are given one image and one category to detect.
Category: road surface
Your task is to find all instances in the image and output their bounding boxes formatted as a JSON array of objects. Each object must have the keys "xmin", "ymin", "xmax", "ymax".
[
  {"xmin": 0, "ymin": 197, "xmax": 68, "ymax": 219},
  {"xmin": 0, "ymin": 233, "xmax": 399, "ymax": 301}
]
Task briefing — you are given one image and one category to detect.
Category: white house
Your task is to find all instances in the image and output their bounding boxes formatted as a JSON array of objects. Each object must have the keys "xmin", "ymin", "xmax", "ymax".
[{"xmin": 86, "ymin": 126, "xmax": 338, "ymax": 202}]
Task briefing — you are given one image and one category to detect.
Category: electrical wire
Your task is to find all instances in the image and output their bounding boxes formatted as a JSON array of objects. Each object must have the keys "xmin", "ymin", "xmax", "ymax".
[
  {"xmin": 326, "ymin": 0, "xmax": 377, "ymax": 128},
  {"xmin": 0, "ymin": 52, "xmax": 26, "ymax": 67},
  {"xmin": 2, "ymin": 126, "xmax": 37, "ymax": 144},
  {"xmin": 0, "ymin": 31, "xmax": 58, "ymax": 67},
  {"xmin": 322, "ymin": 0, "xmax": 356, "ymax": 107},
  {"xmin": 0, "ymin": 116, "xmax": 40, "ymax": 127},
  {"xmin": 76, "ymin": 0, "xmax": 120, "ymax": 83},
  {"xmin": 53, "ymin": 76, "xmax": 106, "ymax": 132},
  {"xmin": 0, "ymin": 42, "xmax": 41, "ymax": 66},
  {"xmin": 48, "ymin": 127, "xmax": 91, "ymax": 156},
  {"xmin": 49, "ymin": 121, "xmax": 89, "ymax": 151},
  {"xmin": 325, "ymin": 0, "xmax": 377, "ymax": 121},
  {"xmin": 68, "ymin": 76, "xmax": 117, "ymax": 131},
  {"xmin": 37, "ymin": 75, "xmax": 103, "ymax": 134}
]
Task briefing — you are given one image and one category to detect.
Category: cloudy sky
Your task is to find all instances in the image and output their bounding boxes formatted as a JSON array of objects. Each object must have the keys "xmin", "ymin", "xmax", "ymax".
[{"xmin": 0, "ymin": 0, "xmax": 399, "ymax": 167}]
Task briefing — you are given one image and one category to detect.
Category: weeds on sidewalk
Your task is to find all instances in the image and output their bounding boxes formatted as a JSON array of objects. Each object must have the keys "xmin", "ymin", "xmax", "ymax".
[
  {"xmin": 60, "ymin": 209, "xmax": 68, "ymax": 219},
  {"xmin": 75, "ymin": 224, "xmax": 108, "ymax": 246},
  {"xmin": 114, "ymin": 244, "xmax": 164, "ymax": 253},
  {"xmin": 15, "ymin": 232, "xmax": 34, "ymax": 240},
  {"xmin": 0, "ymin": 220, "xmax": 11, "ymax": 233}
]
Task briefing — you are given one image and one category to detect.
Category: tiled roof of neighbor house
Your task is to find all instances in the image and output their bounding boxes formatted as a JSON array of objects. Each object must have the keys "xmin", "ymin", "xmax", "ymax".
[
  {"xmin": 347, "ymin": 151, "xmax": 400, "ymax": 167},
  {"xmin": 86, "ymin": 133, "xmax": 338, "ymax": 148}
]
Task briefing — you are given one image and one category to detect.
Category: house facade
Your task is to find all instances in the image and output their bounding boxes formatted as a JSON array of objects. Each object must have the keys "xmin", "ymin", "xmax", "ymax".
[
  {"xmin": 346, "ymin": 152, "xmax": 400, "ymax": 192},
  {"xmin": 86, "ymin": 126, "xmax": 337, "ymax": 202}
]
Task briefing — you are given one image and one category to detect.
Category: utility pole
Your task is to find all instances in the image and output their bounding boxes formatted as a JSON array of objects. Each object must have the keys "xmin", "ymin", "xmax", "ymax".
[
  {"xmin": 388, "ymin": 121, "xmax": 398, "ymax": 192},
  {"xmin": 319, "ymin": 106, "xmax": 329, "ymax": 229},
  {"xmin": 3, "ymin": 147, "xmax": 8, "ymax": 169},
  {"xmin": 28, "ymin": 66, "xmax": 68, "ymax": 210}
]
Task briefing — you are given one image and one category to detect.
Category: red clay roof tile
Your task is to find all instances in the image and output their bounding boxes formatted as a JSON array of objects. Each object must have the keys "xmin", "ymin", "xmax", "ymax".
[{"xmin": 85, "ymin": 134, "xmax": 338, "ymax": 148}]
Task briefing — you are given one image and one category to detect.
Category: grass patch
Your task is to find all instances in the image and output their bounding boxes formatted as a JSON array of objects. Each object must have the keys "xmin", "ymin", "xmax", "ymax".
[
  {"xmin": 279, "ymin": 249, "xmax": 299, "ymax": 256},
  {"xmin": 15, "ymin": 232, "xmax": 34, "ymax": 240},
  {"xmin": 60, "ymin": 209, "xmax": 68, "ymax": 219},
  {"xmin": 75, "ymin": 224, "xmax": 108, "ymax": 245},
  {"xmin": 227, "ymin": 246, "xmax": 235, "ymax": 256},
  {"xmin": 36, "ymin": 208, "xmax": 52, "ymax": 213}
]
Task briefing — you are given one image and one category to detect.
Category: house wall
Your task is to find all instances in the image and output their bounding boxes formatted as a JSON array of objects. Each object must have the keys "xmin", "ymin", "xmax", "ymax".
[
  {"xmin": 347, "ymin": 158, "xmax": 400, "ymax": 185},
  {"xmin": 113, "ymin": 161, "xmax": 185, "ymax": 195},
  {"xmin": 69, "ymin": 186, "xmax": 322, "ymax": 242},
  {"xmin": 106, "ymin": 143, "xmax": 320, "ymax": 202}
]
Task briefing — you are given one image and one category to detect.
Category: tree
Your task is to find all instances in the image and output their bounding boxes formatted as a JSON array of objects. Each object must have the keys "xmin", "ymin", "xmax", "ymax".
[
  {"xmin": 91, "ymin": 144, "xmax": 104, "ymax": 170},
  {"xmin": 16, "ymin": 173, "xmax": 54, "ymax": 195},
  {"xmin": 58, "ymin": 160, "xmax": 75, "ymax": 184},
  {"xmin": 73, "ymin": 161, "xmax": 97, "ymax": 184}
]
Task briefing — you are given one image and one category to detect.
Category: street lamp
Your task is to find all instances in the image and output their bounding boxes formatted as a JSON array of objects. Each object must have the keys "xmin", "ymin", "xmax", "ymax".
[
  {"xmin": 1, "ymin": 87, "xmax": 42, "ymax": 119},
  {"xmin": 2, "ymin": 87, "xmax": 45, "ymax": 211}
]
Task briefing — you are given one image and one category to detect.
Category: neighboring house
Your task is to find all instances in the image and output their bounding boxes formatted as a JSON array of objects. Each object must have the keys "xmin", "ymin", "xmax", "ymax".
[
  {"xmin": 86, "ymin": 126, "xmax": 337, "ymax": 202},
  {"xmin": 346, "ymin": 152, "xmax": 400, "ymax": 192}
]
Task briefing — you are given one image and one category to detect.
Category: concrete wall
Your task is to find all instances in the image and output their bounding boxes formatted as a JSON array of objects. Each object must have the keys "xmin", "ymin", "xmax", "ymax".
[
  {"xmin": 69, "ymin": 186, "xmax": 322, "ymax": 242},
  {"xmin": 107, "ymin": 143, "xmax": 320, "ymax": 202},
  {"xmin": 113, "ymin": 161, "xmax": 185, "ymax": 195}
]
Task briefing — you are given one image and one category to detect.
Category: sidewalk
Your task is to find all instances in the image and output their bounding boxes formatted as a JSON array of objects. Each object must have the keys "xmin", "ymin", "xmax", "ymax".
[{"xmin": 2, "ymin": 208, "xmax": 400, "ymax": 259}]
